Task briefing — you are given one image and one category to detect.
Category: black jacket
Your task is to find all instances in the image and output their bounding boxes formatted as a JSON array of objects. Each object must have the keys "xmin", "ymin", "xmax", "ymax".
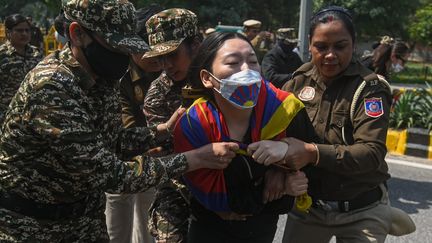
[{"xmin": 261, "ymin": 44, "xmax": 303, "ymax": 88}]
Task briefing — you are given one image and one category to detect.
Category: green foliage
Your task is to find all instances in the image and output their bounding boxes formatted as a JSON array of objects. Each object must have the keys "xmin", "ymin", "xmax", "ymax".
[
  {"xmin": 390, "ymin": 91, "xmax": 416, "ymax": 129},
  {"xmin": 409, "ymin": 4, "xmax": 432, "ymax": 46},
  {"xmin": 390, "ymin": 87, "xmax": 432, "ymax": 130},
  {"xmin": 135, "ymin": 0, "xmax": 301, "ymax": 29},
  {"xmin": 391, "ymin": 62, "xmax": 432, "ymax": 84},
  {"xmin": 192, "ymin": 0, "xmax": 251, "ymax": 27},
  {"xmin": 414, "ymin": 88, "xmax": 432, "ymax": 130},
  {"xmin": 0, "ymin": 0, "xmax": 29, "ymax": 19},
  {"xmin": 42, "ymin": 0, "xmax": 62, "ymax": 13},
  {"xmin": 314, "ymin": 0, "xmax": 423, "ymax": 40},
  {"xmin": 21, "ymin": 2, "xmax": 49, "ymax": 25},
  {"xmin": 0, "ymin": 0, "xmax": 60, "ymax": 28}
]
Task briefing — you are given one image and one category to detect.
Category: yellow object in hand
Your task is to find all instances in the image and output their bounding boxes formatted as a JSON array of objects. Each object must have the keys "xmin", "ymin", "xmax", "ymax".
[{"xmin": 295, "ymin": 193, "xmax": 312, "ymax": 212}]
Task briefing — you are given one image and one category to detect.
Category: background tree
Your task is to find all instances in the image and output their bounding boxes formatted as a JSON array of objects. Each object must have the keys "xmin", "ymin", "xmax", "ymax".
[
  {"xmin": 0, "ymin": 0, "xmax": 430, "ymax": 49},
  {"xmin": 313, "ymin": 0, "xmax": 423, "ymax": 41},
  {"xmin": 0, "ymin": 0, "xmax": 29, "ymax": 19},
  {"xmin": 135, "ymin": 0, "xmax": 301, "ymax": 30},
  {"xmin": 409, "ymin": 3, "xmax": 432, "ymax": 46}
]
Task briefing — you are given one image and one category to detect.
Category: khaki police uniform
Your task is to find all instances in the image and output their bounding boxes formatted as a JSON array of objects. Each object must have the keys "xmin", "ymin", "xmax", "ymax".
[
  {"xmin": 105, "ymin": 61, "xmax": 160, "ymax": 243},
  {"xmin": 281, "ymin": 60, "xmax": 415, "ymax": 243},
  {"xmin": 243, "ymin": 19, "xmax": 272, "ymax": 62}
]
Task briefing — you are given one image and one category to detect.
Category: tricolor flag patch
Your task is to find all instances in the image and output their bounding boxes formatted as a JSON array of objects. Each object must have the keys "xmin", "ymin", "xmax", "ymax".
[{"xmin": 364, "ymin": 97, "xmax": 384, "ymax": 118}]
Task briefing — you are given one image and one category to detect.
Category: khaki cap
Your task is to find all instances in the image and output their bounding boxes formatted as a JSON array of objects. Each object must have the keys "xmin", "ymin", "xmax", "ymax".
[
  {"xmin": 276, "ymin": 28, "xmax": 298, "ymax": 43},
  {"xmin": 243, "ymin": 19, "xmax": 261, "ymax": 28}
]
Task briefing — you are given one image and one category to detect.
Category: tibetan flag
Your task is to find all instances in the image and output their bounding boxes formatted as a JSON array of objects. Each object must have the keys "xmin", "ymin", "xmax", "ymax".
[{"xmin": 173, "ymin": 80, "xmax": 304, "ymax": 212}]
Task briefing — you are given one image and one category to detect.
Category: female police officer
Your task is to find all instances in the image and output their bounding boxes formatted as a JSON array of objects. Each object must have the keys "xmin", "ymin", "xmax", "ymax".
[{"xmin": 280, "ymin": 6, "xmax": 415, "ymax": 243}]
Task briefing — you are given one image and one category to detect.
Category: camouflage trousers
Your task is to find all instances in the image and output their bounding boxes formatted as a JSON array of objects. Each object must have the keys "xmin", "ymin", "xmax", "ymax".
[{"xmin": 148, "ymin": 179, "xmax": 191, "ymax": 243}]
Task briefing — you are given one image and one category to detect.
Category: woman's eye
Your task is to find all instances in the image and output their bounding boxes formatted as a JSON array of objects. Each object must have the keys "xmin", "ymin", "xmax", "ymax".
[
  {"xmin": 335, "ymin": 44, "xmax": 347, "ymax": 50},
  {"xmin": 225, "ymin": 61, "xmax": 239, "ymax": 65},
  {"xmin": 315, "ymin": 45, "xmax": 327, "ymax": 51}
]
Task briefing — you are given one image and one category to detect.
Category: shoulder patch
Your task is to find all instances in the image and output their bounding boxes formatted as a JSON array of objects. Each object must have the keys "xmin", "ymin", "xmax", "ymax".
[
  {"xmin": 298, "ymin": 86, "xmax": 315, "ymax": 101},
  {"xmin": 364, "ymin": 97, "xmax": 384, "ymax": 118}
]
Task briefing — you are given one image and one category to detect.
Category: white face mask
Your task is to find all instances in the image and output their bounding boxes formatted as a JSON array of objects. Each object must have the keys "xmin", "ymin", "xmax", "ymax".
[
  {"xmin": 208, "ymin": 69, "xmax": 262, "ymax": 109},
  {"xmin": 391, "ymin": 63, "xmax": 404, "ymax": 73}
]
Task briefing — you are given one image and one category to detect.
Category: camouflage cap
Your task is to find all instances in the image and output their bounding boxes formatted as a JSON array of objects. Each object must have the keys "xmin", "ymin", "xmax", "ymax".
[
  {"xmin": 143, "ymin": 8, "xmax": 199, "ymax": 58},
  {"xmin": 276, "ymin": 28, "xmax": 298, "ymax": 43},
  {"xmin": 62, "ymin": 0, "xmax": 149, "ymax": 54}
]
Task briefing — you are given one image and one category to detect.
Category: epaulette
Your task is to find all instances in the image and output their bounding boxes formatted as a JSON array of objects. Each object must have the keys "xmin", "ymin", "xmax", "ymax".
[{"xmin": 291, "ymin": 62, "xmax": 314, "ymax": 79}]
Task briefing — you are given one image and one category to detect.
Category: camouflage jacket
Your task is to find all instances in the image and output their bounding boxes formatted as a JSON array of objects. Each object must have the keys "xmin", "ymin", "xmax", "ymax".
[
  {"xmin": 0, "ymin": 47, "xmax": 188, "ymax": 242},
  {"xmin": 0, "ymin": 40, "xmax": 43, "ymax": 122},
  {"xmin": 143, "ymin": 72, "xmax": 184, "ymax": 126}
]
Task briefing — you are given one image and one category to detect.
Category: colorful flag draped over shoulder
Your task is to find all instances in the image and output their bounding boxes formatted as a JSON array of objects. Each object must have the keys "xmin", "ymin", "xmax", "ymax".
[{"xmin": 173, "ymin": 80, "xmax": 304, "ymax": 212}]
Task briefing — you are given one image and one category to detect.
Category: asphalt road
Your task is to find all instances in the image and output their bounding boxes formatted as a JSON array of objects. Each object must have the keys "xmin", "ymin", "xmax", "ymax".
[{"xmin": 272, "ymin": 155, "xmax": 432, "ymax": 243}]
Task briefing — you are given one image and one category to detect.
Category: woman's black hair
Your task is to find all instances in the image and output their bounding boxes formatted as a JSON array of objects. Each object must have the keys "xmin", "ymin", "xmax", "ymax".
[
  {"xmin": 54, "ymin": 10, "xmax": 67, "ymax": 37},
  {"xmin": 4, "ymin": 14, "xmax": 30, "ymax": 30},
  {"xmin": 309, "ymin": 6, "xmax": 355, "ymax": 43},
  {"xmin": 392, "ymin": 42, "xmax": 409, "ymax": 61},
  {"xmin": 53, "ymin": 10, "xmax": 73, "ymax": 41},
  {"xmin": 188, "ymin": 32, "xmax": 253, "ymax": 98},
  {"xmin": 370, "ymin": 41, "xmax": 409, "ymax": 77}
]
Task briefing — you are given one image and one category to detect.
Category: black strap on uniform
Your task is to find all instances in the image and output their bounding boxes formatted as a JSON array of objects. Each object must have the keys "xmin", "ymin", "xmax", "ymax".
[{"xmin": 0, "ymin": 192, "xmax": 87, "ymax": 220}]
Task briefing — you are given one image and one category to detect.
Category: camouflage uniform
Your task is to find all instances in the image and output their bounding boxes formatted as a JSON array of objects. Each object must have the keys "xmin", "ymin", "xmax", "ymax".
[
  {"xmin": 143, "ymin": 72, "xmax": 184, "ymax": 126},
  {"xmin": 143, "ymin": 9, "xmax": 199, "ymax": 243},
  {"xmin": 104, "ymin": 60, "xmax": 161, "ymax": 243},
  {"xmin": 144, "ymin": 71, "xmax": 189, "ymax": 243},
  {"xmin": 0, "ymin": 1, "xmax": 190, "ymax": 242},
  {"xmin": 0, "ymin": 40, "xmax": 42, "ymax": 123}
]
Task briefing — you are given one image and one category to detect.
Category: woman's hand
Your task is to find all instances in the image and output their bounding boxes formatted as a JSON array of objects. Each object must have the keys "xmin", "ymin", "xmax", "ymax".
[
  {"xmin": 247, "ymin": 140, "xmax": 288, "ymax": 166},
  {"xmin": 184, "ymin": 142, "xmax": 239, "ymax": 171},
  {"xmin": 156, "ymin": 106, "xmax": 186, "ymax": 135},
  {"xmin": 281, "ymin": 137, "xmax": 318, "ymax": 170},
  {"xmin": 284, "ymin": 171, "xmax": 308, "ymax": 196},
  {"xmin": 263, "ymin": 169, "xmax": 286, "ymax": 203}
]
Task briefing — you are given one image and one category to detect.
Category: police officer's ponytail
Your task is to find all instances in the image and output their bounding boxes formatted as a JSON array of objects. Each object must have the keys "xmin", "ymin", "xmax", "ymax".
[
  {"xmin": 309, "ymin": 6, "xmax": 355, "ymax": 43},
  {"xmin": 54, "ymin": 10, "xmax": 71, "ymax": 41}
]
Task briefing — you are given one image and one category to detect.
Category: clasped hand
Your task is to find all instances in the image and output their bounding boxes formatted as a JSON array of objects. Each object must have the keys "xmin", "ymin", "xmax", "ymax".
[
  {"xmin": 263, "ymin": 169, "xmax": 308, "ymax": 203},
  {"xmin": 185, "ymin": 142, "xmax": 239, "ymax": 171},
  {"xmin": 247, "ymin": 140, "xmax": 288, "ymax": 165},
  {"xmin": 248, "ymin": 138, "xmax": 316, "ymax": 170}
]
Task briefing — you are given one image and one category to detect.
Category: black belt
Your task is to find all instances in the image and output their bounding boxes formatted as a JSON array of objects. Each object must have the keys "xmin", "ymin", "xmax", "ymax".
[
  {"xmin": 312, "ymin": 186, "xmax": 382, "ymax": 213},
  {"xmin": 0, "ymin": 192, "xmax": 87, "ymax": 220}
]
